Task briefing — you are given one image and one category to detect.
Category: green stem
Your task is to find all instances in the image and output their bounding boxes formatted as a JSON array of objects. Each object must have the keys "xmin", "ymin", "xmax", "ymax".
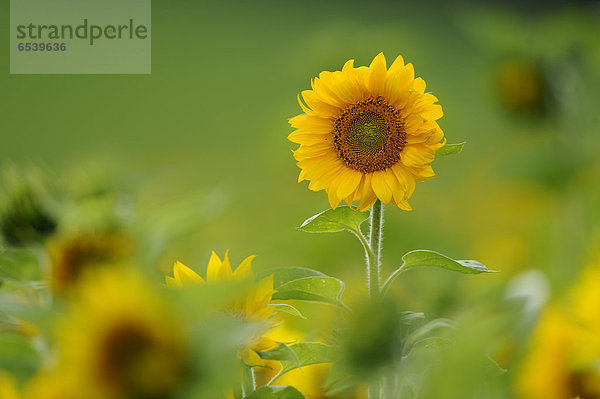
[
  {"xmin": 367, "ymin": 200, "xmax": 384, "ymax": 298},
  {"xmin": 367, "ymin": 200, "xmax": 384, "ymax": 399}
]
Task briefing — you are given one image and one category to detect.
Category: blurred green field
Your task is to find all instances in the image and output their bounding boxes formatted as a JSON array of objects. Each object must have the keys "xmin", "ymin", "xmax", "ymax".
[{"xmin": 1, "ymin": 1, "xmax": 600, "ymax": 396}]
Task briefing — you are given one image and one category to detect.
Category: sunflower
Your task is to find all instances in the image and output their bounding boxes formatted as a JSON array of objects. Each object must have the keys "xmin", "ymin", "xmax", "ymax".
[
  {"xmin": 515, "ymin": 307, "xmax": 582, "ymax": 399},
  {"xmin": 55, "ymin": 269, "xmax": 189, "ymax": 399},
  {"xmin": 0, "ymin": 371, "xmax": 20, "ymax": 399},
  {"xmin": 166, "ymin": 251, "xmax": 277, "ymax": 366},
  {"xmin": 23, "ymin": 370, "xmax": 79, "ymax": 399},
  {"xmin": 516, "ymin": 265, "xmax": 600, "ymax": 399},
  {"xmin": 47, "ymin": 230, "xmax": 132, "ymax": 294},
  {"xmin": 289, "ymin": 53, "xmax": 445, "ymax": 211}
]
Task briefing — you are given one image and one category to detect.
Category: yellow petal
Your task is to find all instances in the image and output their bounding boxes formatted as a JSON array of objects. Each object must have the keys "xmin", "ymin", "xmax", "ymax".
[
  {"xmin": 401, "ymin": 144, "xmax": 436, "ymax": 168},
  {"xmin": 220, "ymin": 250, "xmax": 234, "ymax": 281},
  {"xmin": 241, "ymin": 348, "xmax": 265, "ymax": 367},
  {"xmin": 358, "ymin": 192, "xmax": 377, "ymax": 212},
  {"xmin": 327, "ymin": 186, "xmax": 342, "ymax": 209},
  {"xmin": 165, "ymin": 275, "xmax": 179, "ymax": 288},
  {"xmin": 206, "ymin": 251, "xmax": 223, "ymax": 282},
  {"xmin": 342, "ymin": 59, "xmax": 355, "ymax": 74},
  {"xmin": 412, "ymin": 77, "xmax": 426, "ymax": 93},
  {"xmin": 289, "ymin": 113, "xmax": 333, "ymax": 132},
  {"xmin": 371, "ymin": 171, "xmax": 393, "ymax": 204},
  {"xmin": 366, "ymin": 52, "xmax": 387, "ymax": 97},
  {"xmin": 388, "ymin": 55, "xmax": 405, "ymax": 74},
  {"xmin": 234, "ymin": 255, "xmax": 256, "ymax": 280},
  {"xmin": 173, "ymin": 261, "xmax": 204, "ymax": 286},
  {"xmin": 391, "ymin": 194, "xmax": 413, "ymax": 211},
  {"xmin": 326, "ymin": 71, "xmax": 362, "ymax": 104},
  {"xmin": 301, "ymin": 90, "xmax": 342, "ymax": 119},
  {"xmin": 312, "ymin": 72, "xmax": 349, "ymax": 108},
  {"xmin": 296, "ymin": 94, "xmax": 312, "ymax": 115},
  {"xmin": 326, "ymin": 168, "xmax": 362, "ymax": 209},
  {"xmin": 420, "ymin": 104, "xmax": 443, "ymax": 120}
]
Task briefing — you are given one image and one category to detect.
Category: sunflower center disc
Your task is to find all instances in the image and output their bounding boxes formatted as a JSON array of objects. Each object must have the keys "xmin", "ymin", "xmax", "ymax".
[{"xmin": 333, "ymin": 97, "xmax": 406, "ymax": 173}]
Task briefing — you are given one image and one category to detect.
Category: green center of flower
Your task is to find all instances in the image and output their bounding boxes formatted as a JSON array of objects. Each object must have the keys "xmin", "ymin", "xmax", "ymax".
[
  {"xmin": 333, "ymin": 97, "xmax": 405, "ymax": 173},
  {"xmin": 352, "ymin": 114, "xmax": 387, "ymax": 150}
]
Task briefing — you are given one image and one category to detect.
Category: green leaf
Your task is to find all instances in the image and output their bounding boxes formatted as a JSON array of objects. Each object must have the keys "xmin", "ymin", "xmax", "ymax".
[
  {"xmin": 323, "ymin": 363, "xmax": 357, "ymax": 397},
  {"xmin": 260, "ymin": 267, "xmax": 348, "ymax": 310},
  {"xmin": 260, "ymin": 267, "xmax": 331, "ymax": 289},
  {"xmin": 437, "ymin": 142, "xmax": 465, "ymax": 156},
  {"xmin": 258, "ymin": 343, "xmax": 301, "ymax": 369},
  {"xmin": 401, "ymin": 250, "xmax": 497, "ymax": 274},
  {"xmin": 273, "ymin": 277, "xmax": 346, "ymax": 308},
  {"xmin": 269, "ymin": 304, "xmax": 306, "ymax": 319},
  {"xmin": 298, "ymin": 206, "xmax": 368, "ymax": 234},
  {"xmin": 244, "ymin": 386, "xmax": 305, "ymax": 399},
  {"xmin": 261, "ymin": 342, "xmax": 337, "ymax": 377},
  {"xmin": 403, "ymin": 318, "xmax": 453, "ymax": 355}
]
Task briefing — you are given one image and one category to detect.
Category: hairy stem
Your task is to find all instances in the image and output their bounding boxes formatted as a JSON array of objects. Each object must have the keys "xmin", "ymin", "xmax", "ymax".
[
  {"xmin": 367, "ymin": 200, "xmax": 384, "ymax": 298},
  {"xmin": 367, "ymin": 200, "xmax": 384, "ymax": 399}
]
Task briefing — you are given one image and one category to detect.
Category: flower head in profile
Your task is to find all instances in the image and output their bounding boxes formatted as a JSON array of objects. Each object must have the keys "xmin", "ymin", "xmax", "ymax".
[
  {"xmin": 166, "ymin": 251, "xmax": 277, "ymax": 366},
  {"xmin": 289, "ymin": 53, "xmax": 445, "ymax": 211}
]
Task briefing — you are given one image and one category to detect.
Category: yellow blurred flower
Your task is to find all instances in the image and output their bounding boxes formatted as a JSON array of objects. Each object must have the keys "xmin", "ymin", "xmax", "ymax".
[
  {"xmin": 54, "ymin": 269, "xmax": 189, "ymax": 399},
  {"xmin": 516, "ymin": 265, "xmax": 600, "ymax": 399},
  {"xmin": 289, "ymin": 52, "xmax": 445, "ymax": 211},
  {"xmin": 166, "ymin": 251, "xmax": 277, "ymax": 366},
  {"xmin": 0, "ymin": 371, "xmax": 20, "ymax": 399},
  {"xmin": 23, "ymin": 370, "xmax": 78, "ymax": 399},
  {"xmin": 516, "ymin": 307, "xmax": 580, "ymax": 399},
  {"xmin": 47, "ymin": 230, "xmax": 132, "ymax": 294}
]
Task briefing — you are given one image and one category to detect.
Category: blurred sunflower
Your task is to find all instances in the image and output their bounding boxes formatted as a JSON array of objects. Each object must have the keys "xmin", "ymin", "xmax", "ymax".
[
  {"xmin": 0, "ymin": 371, "xmax": 20, "ymax": 399},
  {"xmin": 47, "ymin": 230, "xmax": 132, "ymax": 294},
  {"xmin": 516, "ymin": 266, "xmax": 600, "ymax": 399},
  {"xmin": 55, "ymin": 269, "xmax": 189, "ymax": 399},
  {"xmin": 166, "ymin": 251, "xmax": 277, "ymax": 366},
  {"xmin": 289, "ymin": 52, "xmax": 445, "ymax": 211},
  {"xmin": 23, "ymin": 371, "xmax": 78, "ymax": 399}
]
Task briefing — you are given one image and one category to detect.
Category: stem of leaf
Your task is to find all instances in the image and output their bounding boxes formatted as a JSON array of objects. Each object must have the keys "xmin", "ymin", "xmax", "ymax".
[
  {"xmin": 241, "ymin": 364, "xmax": 256, "ymax": 395},
  {"xmin": 353, "ymin": 230, "xmax": 375, "ymax": 260},
  {"xmin": 381, "ymin": 264, "xmax": 406, "ymax": 295}
]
